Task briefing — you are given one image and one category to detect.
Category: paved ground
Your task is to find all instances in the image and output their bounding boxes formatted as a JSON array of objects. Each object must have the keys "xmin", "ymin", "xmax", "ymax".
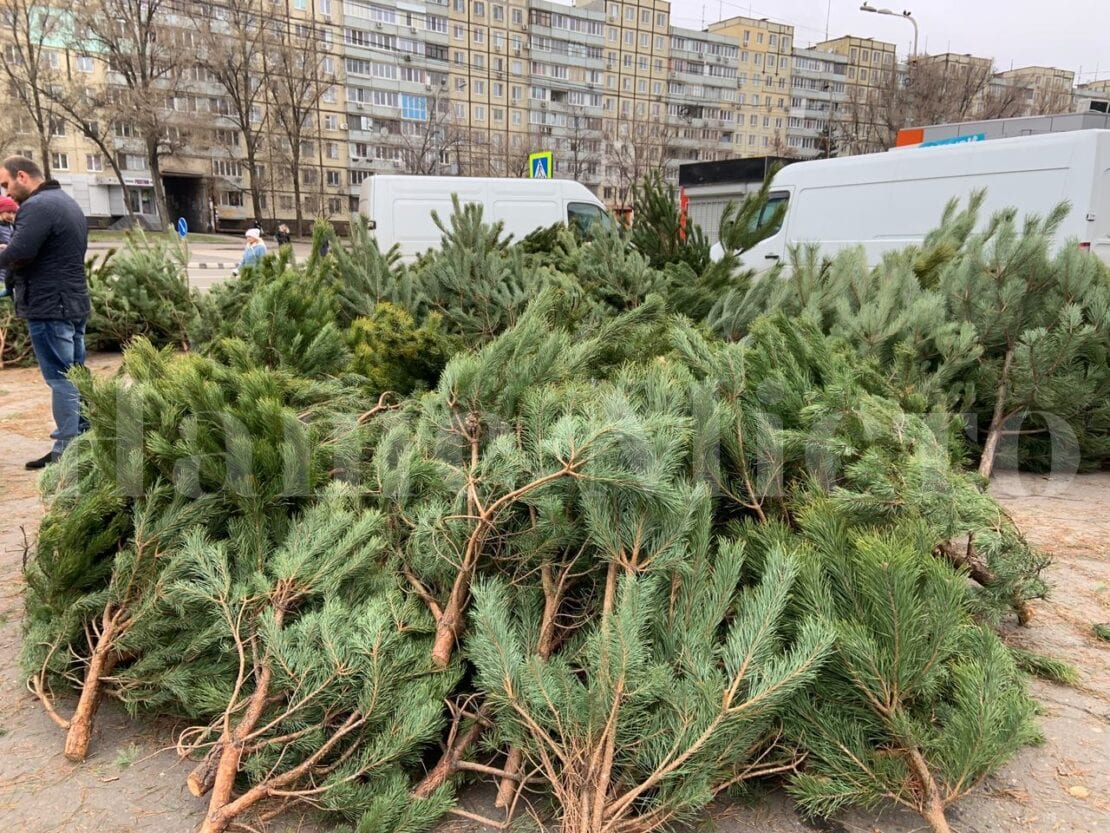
[
  {"xmin": 85, "ymin": 236, "xmax": 312, "ymax": 293},
  {"xmin": 1, "ymin": 356, "xmax": 1108, "ymax": 832}
]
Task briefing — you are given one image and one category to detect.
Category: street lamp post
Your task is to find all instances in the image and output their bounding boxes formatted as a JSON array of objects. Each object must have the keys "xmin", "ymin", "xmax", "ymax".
[{"xmin": 859, "ymin": 3, "xmax": 918, "ymax": 58}]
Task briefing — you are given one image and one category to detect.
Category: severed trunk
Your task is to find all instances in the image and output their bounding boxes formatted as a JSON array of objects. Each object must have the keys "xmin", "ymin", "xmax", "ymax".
[
  {"xmin": 907, "ymin": 748, "xmax": 953, "ymax": 833},
  {"xmin": 63, "ymin": 608, "xmax": 124, "ymax": 762},
  {"xmin": 978, "ymin": 345, "xmax": 1016, "ymax": 481}
]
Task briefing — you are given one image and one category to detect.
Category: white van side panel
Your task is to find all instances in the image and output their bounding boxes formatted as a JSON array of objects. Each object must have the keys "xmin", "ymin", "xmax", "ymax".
[
  {"xmin": 360, "ymin": 176, "xmax": 604, "ymax": 259},
  {"xmin": 741, "ymin": 130, "xmax": 1110, "ymax": 268}
]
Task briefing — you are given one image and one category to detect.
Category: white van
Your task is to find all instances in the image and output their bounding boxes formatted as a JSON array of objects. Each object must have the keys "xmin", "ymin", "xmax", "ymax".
[
  {"xmin": 713, "ymin": 130, "xmax": 1110, "ymax": 268},
  {"xmin": 358, "ymin": 175, "xmax": 610, "ymax": 259}
]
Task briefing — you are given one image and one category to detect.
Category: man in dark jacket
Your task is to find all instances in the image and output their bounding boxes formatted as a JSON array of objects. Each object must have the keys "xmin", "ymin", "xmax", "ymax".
[{"xmin": 0, "ymin": 156, "xmax": 91, "ymax": 468}]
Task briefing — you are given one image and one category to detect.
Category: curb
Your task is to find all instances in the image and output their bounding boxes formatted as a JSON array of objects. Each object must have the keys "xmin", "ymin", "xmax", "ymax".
[{"xmin": 187, "ymin": 262, "xmax": 237, "ymax": 270}]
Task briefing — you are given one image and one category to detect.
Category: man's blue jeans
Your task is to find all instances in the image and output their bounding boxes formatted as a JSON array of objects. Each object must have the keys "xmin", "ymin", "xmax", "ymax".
[{"xmin": 27, "ymin": 318, "xmax": 89, "ymax": 457}]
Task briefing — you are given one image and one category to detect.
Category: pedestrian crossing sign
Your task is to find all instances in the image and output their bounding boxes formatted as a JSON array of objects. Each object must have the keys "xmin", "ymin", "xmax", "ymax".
[{"xmin": 528, "ymin": 151, "xmax": 553, "ymax": 179}]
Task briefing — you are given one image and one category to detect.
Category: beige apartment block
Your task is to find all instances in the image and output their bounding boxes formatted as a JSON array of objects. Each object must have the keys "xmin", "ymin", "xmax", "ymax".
[
  {"xmin": 997, "ymin": 65, "xmax": 1076, "ymax": 114},
  {"xmin": 709, "ymin": 16, "xmax": 794, "ymax": 157}
]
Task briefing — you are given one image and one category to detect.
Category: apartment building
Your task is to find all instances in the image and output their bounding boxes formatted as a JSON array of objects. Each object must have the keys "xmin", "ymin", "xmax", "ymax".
[
  {"xmin": 787, "ymin": 47, "xmax": 848, "ymax": 159},
  {"xmin": 708, "ymin": 16, "xmax": 795, "ymax": 155},
  {"xmin": 1075, "ymin": 79, "xmax": 1110, "ymax": 113},
  {"xmin": 814, "ymin": 35, "xmax": 896, "ymax": 154},
  {"xmin": 664, "ymin": 26, "xmax": 738, "ymax": 166},
  {"xmin": 996, "ymin": 65, "xmax": 1076, "ymax": 114}
]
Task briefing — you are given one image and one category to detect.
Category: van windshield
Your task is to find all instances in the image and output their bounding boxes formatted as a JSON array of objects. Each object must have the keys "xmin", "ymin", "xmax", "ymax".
[
  {"xmin": 568, "ymin": 202, "xmax": 612, "ymax": 237},
  {"xmin": 753, "ymin": 192, "xmax": 788, "ymax": 235}
]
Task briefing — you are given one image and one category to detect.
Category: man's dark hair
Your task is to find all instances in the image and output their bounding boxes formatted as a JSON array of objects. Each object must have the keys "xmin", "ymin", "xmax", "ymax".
[{"xmin": 2, "ymin": 155, "xmax": 44, "ymax": 180}]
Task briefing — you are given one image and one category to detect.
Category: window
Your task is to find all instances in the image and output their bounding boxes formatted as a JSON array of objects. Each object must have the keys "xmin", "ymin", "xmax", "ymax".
[
  {"xmin": 326, "ymin": 142, "xmax": 339, "ymax": 159},
  {"xmin": 473, "ymin": 1, "xmax": 484, "ymax": 16},
  {"xmin": 512, "ymin": 8, "xmax": 523, "ymax": 24},
  {"xmin": 473, "ymin": 28, "xmax": 484, "ymax": 44},
  {"xmin": 453, "ymin": 24, "xmax": 464, "ymax": 40},
  {"xmin": 213, "ymin": 159, "xmax": 243, "ymax": 177},
  {"xmin": 657, "ymin": 12, "xmax": 667, "ymax": 26},
  {"xmin": 862, "ymin": 50, "xmax": 870, "ymax": 63},
  {"xmin": 324, "ymin": 114, "xmax": 339, "ymax": 130},
  {"xmin": 769, "ymin": 34, "xmax": 777, "ymax": 47},
  {"xmin": 401, "ymin": 94, "xmax": 428, "ymax": 120},
  {"xmin": 302, "ymin": 168, "xmax": 319, "ymax": 186},
  {"xmin": 76, "ymin": 55, "xmax": 94, "ymax": 73},
  {"xmin": 493, "ymin": 5, "xmax": 503, "ymax": 22},
  {"xmin": 293, "ymin": 0, "xmax": 306, "ymax": 9},
  {"xmin": 474, "ymin": 80, "xmax": 485, "ymax": 95},
  {"xmin": 326, "ymin": 170, "xmax": 341, "ymax": 186},
  {"xmin": 85, "ymin": 154, "xmax": 103, "ymax": 172},
  {"xmin": 51, "ymin": 153, "xmax": 68, "ymax": 170},
  {"xmin": 50, "ymin": 119, "xmax": 66, "ymax": 137},
  {"xmin": 474, "ymin": 106, "xmax": 485, "ymax": 121},
  {"xmin": 328, "ymin": 197, "xmax": 343, "ymax": 215},
  {"xmin": 219, "ymin": 191, "xmax": 244, "ymax": 207}
]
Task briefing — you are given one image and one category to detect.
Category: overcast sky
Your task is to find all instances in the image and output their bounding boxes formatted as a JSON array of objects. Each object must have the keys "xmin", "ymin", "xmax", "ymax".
[{"xmin": 660, "ymin": 0, "xmax": 1109, "ymax": 83}]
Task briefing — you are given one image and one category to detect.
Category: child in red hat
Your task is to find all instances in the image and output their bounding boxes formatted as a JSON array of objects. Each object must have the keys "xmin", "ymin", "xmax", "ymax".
[{"xmin": 0, "ymin": 194, "xmax": 18, "ymax": 297}]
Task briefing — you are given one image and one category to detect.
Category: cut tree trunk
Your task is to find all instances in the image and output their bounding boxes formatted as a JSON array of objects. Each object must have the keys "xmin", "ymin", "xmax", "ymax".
[
  {"xmin": 412, "ymin": 718, "xmax": 483, "ymax": 799},
  {"xmin": 63, "ymin": 610, "xmax": 124, "ymax": 762},
  {"xmin": 978, "ymin": 346, "xmax": 1016, "ymax": 481},
  {"xmin": 907, "ymin": 747, "xmax": 953, "ymax": 833}
]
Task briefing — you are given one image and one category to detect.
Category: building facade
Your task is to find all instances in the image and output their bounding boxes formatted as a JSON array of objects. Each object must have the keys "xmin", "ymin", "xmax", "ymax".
[{"xmin": 786, "ymin": 47, "xmax": 847, "ymax": 159}]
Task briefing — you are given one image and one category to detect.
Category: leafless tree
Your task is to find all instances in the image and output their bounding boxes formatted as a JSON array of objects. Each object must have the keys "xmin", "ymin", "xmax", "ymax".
[
  {"xmin": 263, "ymin": 15, "xmax": 333, "ymax": 234},
  {"xmin": 836, "ymin": 57, "xmax": 1025, "ymax": 154},
  {"xmin": 602, "ymin": 113, "xmax": 676, "ymax": 210},
  {"xmin": 1, "ymin": 0, "xmax": 64, "ymax": 177},
  {"xmin": 397, "ymin": 87, "xmax": 464, "ymax": 175},
  {"xmin": 73, "ymin": 0, "xmax": 194, "ymax": 225},
  {"xmin": 41, "ymin": 73, "xmax": 135, "ymax": 219},
  {"xmin": 194, "ymin": 0, "xmax": 271, "ymax": 221}
]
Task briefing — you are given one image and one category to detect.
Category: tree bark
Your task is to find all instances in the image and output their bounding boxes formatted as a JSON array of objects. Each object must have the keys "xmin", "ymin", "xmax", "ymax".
[
  {"xmin": 907, "ymin": 748, "xmax": 953, "ymax": 833},
  {"xmin": 147, "ymin": 136, "xmax": 169, "ymax": 230},
  {"xmin": 978, "ymin": 345, "xmax": 1016, "ymax": 481},
  {"xmin": 63, "ymin": 611, "xmax": 122, "ymax": 762},
  {"xmin": 412, "ymin": 718, "xmax": 483, "ymax": 799}
]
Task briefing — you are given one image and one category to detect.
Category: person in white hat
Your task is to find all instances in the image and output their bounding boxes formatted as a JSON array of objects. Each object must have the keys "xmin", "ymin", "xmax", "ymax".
[{"xmin": 238, "ymin": 227, "xmax": 267, "ymax": 270}]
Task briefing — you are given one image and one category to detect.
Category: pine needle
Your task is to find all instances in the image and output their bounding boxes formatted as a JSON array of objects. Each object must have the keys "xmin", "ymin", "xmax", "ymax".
[{"xmin": 1008, "ymin": 646, "xmax": 1081, "ymax": 686}]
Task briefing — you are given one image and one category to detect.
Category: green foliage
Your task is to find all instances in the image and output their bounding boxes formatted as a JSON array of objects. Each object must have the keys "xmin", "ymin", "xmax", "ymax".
[
  {"xmin": 717, "ymin": 197, "xmax": 1110, "ymax": 472},
  {"xmin": 778, "ymin": 508, "xmax": 1040, "ymax": 832},
  {"xmin": 85, "ymin": 232, "xmax": 197, "ymax": 351},
  {"xmin": 410, "ymin": 196, "xmax": 569, "ymax": 345},
  {"xmin": 347, "ymin": 303, "xmax": 457, "ymax": 396},
  {"xmin": 630, "ymin": 169, "xmax": 711, "ymax": 272},
  {"xmin": 1008, "ymin": 646, "xmax": 1081, "ymax": 686},
  {"xmin": 18, "ymin": 197, "xmax": 1073, "ymax": 833},
  {"xmin": 0, "ymin": 303, "xmax": 33, "ymax": 367},
  {"xmin": 716, "ymin": 165, "xmax": 788, "ymax": 259},
  {"xmin": 1093, "ymin": 623, "xmax": 1110, "ymax": 642},
  {"xmin": 22, "ymin": 339, "xmax": 368, "ymax": 712}
]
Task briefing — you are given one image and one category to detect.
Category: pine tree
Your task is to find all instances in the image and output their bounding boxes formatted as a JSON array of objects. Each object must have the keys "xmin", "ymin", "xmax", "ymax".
[
  {"xmin": 410, "ymin": 196, "xmax": 573, "ymax": 345},
  {"xmin": 171, "ymin": 486, "xmax": 457, "ymax": 833},
  {"xmin": 23, "ymin": 339, "xmax": 369, "ymax": 760},
  {"xmin": 629, "ymin": 169, "xmax": 711, "ymax": 273},
  {"xmin": 768, "ymin": 505, "xmax": 1039, "ymax": 833}
]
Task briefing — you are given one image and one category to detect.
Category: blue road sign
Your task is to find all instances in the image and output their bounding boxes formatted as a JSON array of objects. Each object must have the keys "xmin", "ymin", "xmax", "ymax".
[
  {"xmin": 528, "ymin": 151, "xmax": 553, "ymax": 178},
  {"xmin": 176, "ymin": 217, "xmax": 188, "ymax": 237}
]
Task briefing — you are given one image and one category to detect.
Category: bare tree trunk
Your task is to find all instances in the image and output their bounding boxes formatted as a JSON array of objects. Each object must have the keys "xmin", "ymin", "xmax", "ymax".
[
  {"xmin": 147, "ymin": 136, "xmax": 168, "ymax": 229},
  {"xmin": 63, "ymin": 610, "xmax": 123, "ymax": 762},
  {"xmin": 978, "ymin": 345, "xmax": 1016, "ymax": 481}
]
